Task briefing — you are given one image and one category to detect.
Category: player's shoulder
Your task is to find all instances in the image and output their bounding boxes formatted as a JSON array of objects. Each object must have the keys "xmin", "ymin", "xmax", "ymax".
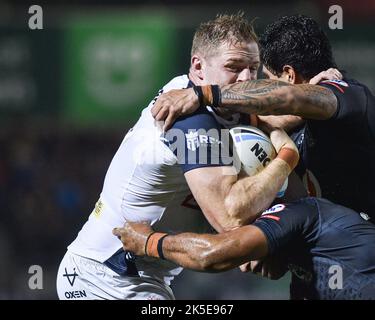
[
  {"xmin": 171, "ymin": 106, "xmax": 216, "ymax": 130},
  {"xmin": 176, "ymin": 107, "xmax": 219, "ymax": 124},
  {"xmin": 282, "ymin": 198, "xmax": 320, "ymax": 228},
  {"xmin": 319, "ymin": 76, "xmax": 368, "ymax": 96},
  {"xmin": 318, "ymin": 76, "xmax": 373, "ymax": 123},
  {"xmin": 162, "ymin": 75, "xmax": 219, "ymax": 129},
  {"xmin": 261, "ymin": 197, "xmax": 318, "ymax": 217},
  {"xmin": 315, "ymin": 197, "xmax": 365, "ymax": 223}
]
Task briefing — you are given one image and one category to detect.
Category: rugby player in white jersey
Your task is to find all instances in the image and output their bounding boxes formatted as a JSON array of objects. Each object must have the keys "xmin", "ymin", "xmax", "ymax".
[{"xmin": 56, "ymin": 13, "xmax": 299, "ymax": 300}]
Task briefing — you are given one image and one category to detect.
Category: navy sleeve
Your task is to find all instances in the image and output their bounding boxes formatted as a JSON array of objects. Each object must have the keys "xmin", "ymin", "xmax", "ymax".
[
  {"xmin": 318, "ymin": 79, "xmax": 367, "ymax": 123},
  {"xmin": 253, "ymin": 198, "xmax": 319, "ymax": 255},
  {"xmin": 162, "ymin": 108, "xmax": 232, "ymax": 173}
]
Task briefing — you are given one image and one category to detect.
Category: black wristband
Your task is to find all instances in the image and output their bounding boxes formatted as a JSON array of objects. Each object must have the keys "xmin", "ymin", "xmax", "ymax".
[
  {"xmin": 157, "ymin": 234, "xmax": 169, "ymax": 260},
  {"xmin": 193, "ymin": 85, "xmax": 204, "ymax": 108},
  {"xmin": 144, "ymin": 232, "xmax": 156, "ymax": 256},
  {"xmin": 211, "ymin": 85, "xmax": 222, "ymax": 108}
]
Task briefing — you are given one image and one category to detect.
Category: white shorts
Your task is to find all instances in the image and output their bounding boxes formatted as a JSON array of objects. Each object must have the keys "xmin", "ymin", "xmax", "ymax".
[{"xmin": 56, "ymin": 251, "xmax": 175, "ymax": 300}]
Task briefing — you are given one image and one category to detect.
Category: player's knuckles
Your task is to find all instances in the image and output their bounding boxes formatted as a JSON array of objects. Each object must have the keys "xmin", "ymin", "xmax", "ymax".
[
  {"xmin": 160, "ymin": 106, "xmax": 169, "ymax": 116},
  {"xmin": 156, "ymin": 98, "xmax": 167, "ymax": 110},
  {"xmin": 165, "ymin": 94, "xmax": 176, "ymax": 105},
  {"xmin": 153, "ymin": 100, "xmax": 163, "ymax": 110},
  {"xmin": 168, "ymin": 104, "xmax": 178, "ymax": 114},
  {"xmin": 155, "ymin": 111, "xmax": 164, "ymax": 121}
]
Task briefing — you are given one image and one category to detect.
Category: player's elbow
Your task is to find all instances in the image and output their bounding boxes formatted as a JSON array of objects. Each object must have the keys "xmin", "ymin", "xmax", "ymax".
[
  {"xmin": 184, "ymin": 237, "xmax": 230, "ymax": 272},
  {"xmin": 195, "ymin": 252, "xmax": 216, "ymax": 271},
  {"xmin": 197, "ymin": 249, "xmax": 230, "ymax": 272},
  {"xmin": 223, "ymin": 194, "xmax": 257, "ymax": 227}
]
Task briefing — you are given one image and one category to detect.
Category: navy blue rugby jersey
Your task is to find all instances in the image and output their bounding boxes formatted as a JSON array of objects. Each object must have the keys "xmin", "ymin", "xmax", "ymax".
[
  {"xmin": 163, "ymin": 80, "xmax": 250, "ymax": 173},
  {"xmin": 253, "ymin": 197, "xmax": 375, "ymax": 300},
  {"xmin": 291, "ymin": 78, "xmax": 375, "ymax": 219}
]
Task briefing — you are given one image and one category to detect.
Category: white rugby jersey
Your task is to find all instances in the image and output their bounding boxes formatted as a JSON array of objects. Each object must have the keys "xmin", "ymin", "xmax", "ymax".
[{"xmin": 68, "ymin": 75, "xmax": 242, "ymax": 286}]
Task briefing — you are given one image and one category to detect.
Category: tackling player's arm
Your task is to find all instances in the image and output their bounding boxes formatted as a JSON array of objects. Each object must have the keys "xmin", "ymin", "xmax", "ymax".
[
  {"xmin": 113, "ymin": 199, "xmax": 312, "ymax": 275},
  {"xmin": 218, "ymin": 79, "xmax": 337, "ymax": 119},
  {"xmin": 152, "ymin": 80, "xmax": 337, "ymax": 131},
  {"xmin": 113, "ymin": 221, "xmax": 269, "ymax": 272}
]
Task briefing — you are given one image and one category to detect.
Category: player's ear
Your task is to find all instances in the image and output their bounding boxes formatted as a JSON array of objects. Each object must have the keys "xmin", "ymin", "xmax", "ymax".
[
  {"xmin": 191, "ymin": 55, "xmax": 204, "ymax": 80},
  {"xmin": 282, "ymin": 65, "xmax": 304, "ymax": 84},
  {"xmin": 281, "ymin": 65, "xmax": 296, "ymax": 84}
]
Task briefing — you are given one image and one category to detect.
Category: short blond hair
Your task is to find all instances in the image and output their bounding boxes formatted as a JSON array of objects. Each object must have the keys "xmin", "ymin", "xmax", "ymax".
[{"xmin": 191, "ymin": 12, "xmax": 258, "ymax": 58}]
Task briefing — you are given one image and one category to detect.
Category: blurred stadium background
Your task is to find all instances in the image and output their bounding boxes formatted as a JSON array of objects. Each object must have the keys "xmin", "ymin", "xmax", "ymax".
[{"xmin": 0, "ymin": 0, "xmax": 374, "ymax": 299}]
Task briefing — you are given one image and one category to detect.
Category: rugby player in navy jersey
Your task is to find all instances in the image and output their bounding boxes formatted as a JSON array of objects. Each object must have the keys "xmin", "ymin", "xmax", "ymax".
[
  {"xmin": 151, "ymin": 15, "xmax": 375, "ymax": 221},
  {"xmin": 114, "ymin": 197, "xmax": 375, "ymax": 300}
]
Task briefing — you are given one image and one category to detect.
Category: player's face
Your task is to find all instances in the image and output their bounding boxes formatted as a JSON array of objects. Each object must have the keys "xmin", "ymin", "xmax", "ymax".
[{"xmin": 201, "ymin": 41, "xmax": 260, "ymax": 86}]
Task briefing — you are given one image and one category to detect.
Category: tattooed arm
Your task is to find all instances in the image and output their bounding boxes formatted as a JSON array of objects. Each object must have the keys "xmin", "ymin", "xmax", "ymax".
[
  {"xmin": 152, "ymin": 80, "xmax": 337, "ymax": 131},
  {"xmin": 219, "ymin": 79, "xmax": 337, "ymax": 120}
]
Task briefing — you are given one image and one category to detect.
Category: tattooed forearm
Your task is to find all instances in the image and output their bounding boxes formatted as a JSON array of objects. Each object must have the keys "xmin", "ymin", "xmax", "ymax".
[
  {"xmin": 222, "ymin": 80, "xmax": 290, "ymax": 100},
  {"xmin": 219, "ymin": 79, "xmax": 337, "ymax": 119},
  {"xmin": 220, "ymin": 80, "xmax": 292, "ymax": 114}
]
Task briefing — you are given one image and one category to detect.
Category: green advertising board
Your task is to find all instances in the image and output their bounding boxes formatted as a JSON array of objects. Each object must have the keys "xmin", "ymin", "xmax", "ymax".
[
  {"xmin": 0, "ymin": 28, "xmax": 60, "ymax": 118},
  {"xmin": 63, "ymin": 12, "xmax": 177, "ymax": 126}
]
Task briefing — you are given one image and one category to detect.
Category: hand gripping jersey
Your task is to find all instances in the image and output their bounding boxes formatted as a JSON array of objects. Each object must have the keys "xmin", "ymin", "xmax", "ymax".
[{"xmin": 68, "ymin": 75, "xmax": 241, "ymax": 286}]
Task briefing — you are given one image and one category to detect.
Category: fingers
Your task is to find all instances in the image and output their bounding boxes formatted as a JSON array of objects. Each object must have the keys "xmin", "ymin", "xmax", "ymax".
[
  {"xmin": 151, "ymin": 91, "xmax": 178, "ymax": 121},
  {"xmin": 151, "ymin": 102, "xmax": 162, "ymax": 119},
  {"xmin": 155, "ymin": 107, "xmax": 169, "ymax": 122},
  {"xmin": 328, "ymin": 68, "xmax": 342, "ymax": 79},
  {"xmin": 261, "ymin": 263, "xmax": 271, "ymax": 278},
  {"xmin": 256, "ymin": 117, "xmax": 277, "ymax": 134},
  {"xmin": 250, "ymin": 260, "xmax": 263, "ymax": 274},
  {"xmin": 151, "ymin": 88, "xmax": 199, "ymax": 129},
  {"xmin": 325, "ymin": 69, "xmax": 340, "ymax": 80},
  {"xmin": 239, "ymin": 262, "xmax": 251, "ymax": 273},
  {"xmin": 163, "ymin": 110, "xmax": 178, "ymax": 132},
  {"xmin": 309, "ymin": 68, "xmax": 343, "ymax": 84},
  {"xmin": 151, "ymin": 95, "xmax": 171, "ymax": 121},
  {"xmin": 152, "ymin": 100, "xmax": 178, "ymax": 131}
]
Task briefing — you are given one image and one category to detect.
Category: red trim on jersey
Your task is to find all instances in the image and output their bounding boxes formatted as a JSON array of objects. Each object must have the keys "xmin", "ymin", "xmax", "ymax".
[
  {"xmin": 323, "ymin": 81, "xmax": 345, "ymax": 93},
  {"xmin": 259, "ymin": 215, "xmax": 280, "ymax": 221}
]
